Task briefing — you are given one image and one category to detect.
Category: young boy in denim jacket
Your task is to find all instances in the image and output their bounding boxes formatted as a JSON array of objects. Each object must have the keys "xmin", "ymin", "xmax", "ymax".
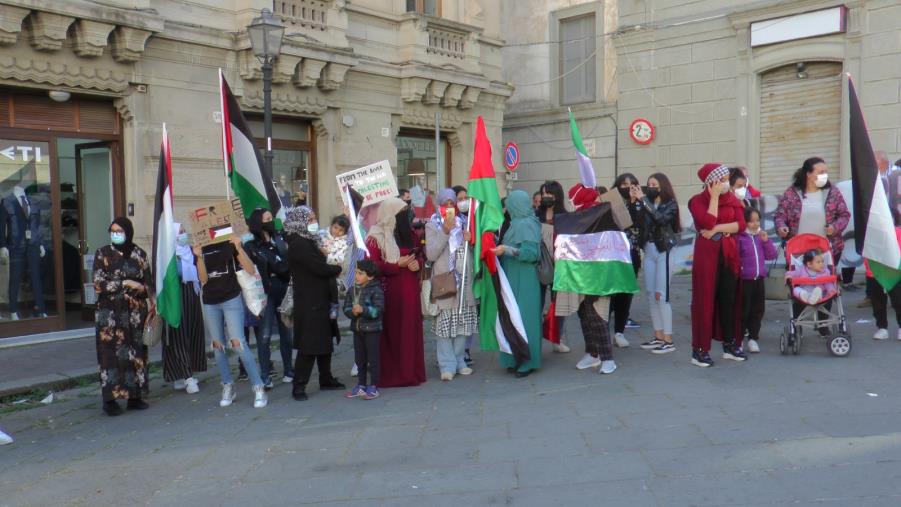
[{"xmin": 344, "ymin": 259, "xmax": 385, "ymax": 400}]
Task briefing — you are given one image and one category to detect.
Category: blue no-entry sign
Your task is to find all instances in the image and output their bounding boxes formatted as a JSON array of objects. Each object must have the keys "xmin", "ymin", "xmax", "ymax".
[{"xmin": 503, "ymin": 141, "xmax": 520, "ymax": 171}]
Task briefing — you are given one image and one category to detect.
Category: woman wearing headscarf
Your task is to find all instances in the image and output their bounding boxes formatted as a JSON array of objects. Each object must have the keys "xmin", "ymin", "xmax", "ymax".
[
  {"xmin": 492, "ymin": 190, "xmax": 542, "ymax": 378},
  {"xmin": 245, "ymin": 208, "xmax": 293, "ymax": 387},
  {"xmin": 366, "ymin": 197, "xmax": 427, "ymax": 387},
  {"xmin": 426, "ymin": 188, "xmax": 477, "ymax": 381},
  {"xmin": 284, "ymin": 206, "xmax": 344, "ymax": 401},
  {"xmin": 162, "ymin": 224, "xmax": 206, "ymax": 394},
  {"xmin": 537, "ymin": 180, "xmax": 574, "ymax": 354},
  {"xmin": 688, "ymin": 163, "xmax": 748, "ymax": 368},
  {"xmin": 93, "ymin": 217, "xmax": 154, "ymax": 416}
]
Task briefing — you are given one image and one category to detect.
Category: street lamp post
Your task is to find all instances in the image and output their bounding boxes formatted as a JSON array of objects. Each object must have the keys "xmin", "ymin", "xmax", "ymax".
[{"xmin": 247, "ymin": 8, "xmax": 284, "ymax": 179}]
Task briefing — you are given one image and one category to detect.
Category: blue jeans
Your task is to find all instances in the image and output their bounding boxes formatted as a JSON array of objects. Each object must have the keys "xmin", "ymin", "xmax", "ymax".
[
  {"xmin": 436, "ymin": 336, "xmax": 468, "ymax": 374},
  {"xmin": 202, "ymin": 295, "xmax": 263, "ymax": 387},
  {"xmin": 258, "ymin": 278, "xmax": 293, "ymax": 379}
]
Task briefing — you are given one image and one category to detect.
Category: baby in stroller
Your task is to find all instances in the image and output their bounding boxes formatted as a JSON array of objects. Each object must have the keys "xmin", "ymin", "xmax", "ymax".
[{"xmin": 785, "ymin": 249, "xmax": 837, "ymax": 305}]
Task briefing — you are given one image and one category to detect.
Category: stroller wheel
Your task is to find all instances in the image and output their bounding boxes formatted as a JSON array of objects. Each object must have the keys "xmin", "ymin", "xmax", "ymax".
[
  {"xmin": 792, "ymin": 330, "xmax": 802, "ymax": 355},
  {"xmin": 780, "ymin": 325, "xmax": 789, "ymax": 355},
  {"xmin": 828, "ymin": 335, "xmax": 852, "ymax": 357}
]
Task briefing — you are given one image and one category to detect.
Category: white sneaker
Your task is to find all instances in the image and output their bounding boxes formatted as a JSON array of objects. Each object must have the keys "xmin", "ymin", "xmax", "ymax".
[
  {"xmin": 747, "ymin": 339, "xmax": 760, "ymax": 353},
  {"xmin": 440, "ymin": 372, "xmax": 454, "ymax": 381},
  {"xmin": 0, "ymin": 429, "xmax": 12, "ymax": 445},
  {"xmin": 350, "ymin": 364, "xmax": 358, "ymax": 377},
  {"xmin": 576, "ymin": 353, "xmax": 601, "ymax": 370},
  {"xmin": 253, "ymin": 385, "xmax": 268, "ymax": 408},
  {"xmin": 219, "ymin": 383, "xmax": 236, "ymax": 407},
  {"xmin": 599, "ymin": 360, "xmax": 617, "ymax": 375},
  {"xmin": 282, "ymin": 375, "xmax": 294, "ymax": 384},
  {"xmin": 173, "ymin": 379, "xmax": 187, "ymax": 391},
  {"xmin": 458, "ymin": 367, "xmax": 473, "ymax": 375},
  {"xmin": 809, "ymin": 287, "xmax": 822, "ymax": 305},
  {"xmin": 185, "ymin": 377, "xmax": 199, "ymax": 394},
  {"xmin": 552, "ymin": 342, "xmax": 571, "ymax": 353},
  {"xmin": 897, "ymin": 329, "xmax": 901, "ymax": 341},
  {"xmin": 614, "ymin": 333, "xmax": 630, "ymax": 348},
  {"xmin": 874, "ymin": 328, "xmax": 889, "ymax": 340}
]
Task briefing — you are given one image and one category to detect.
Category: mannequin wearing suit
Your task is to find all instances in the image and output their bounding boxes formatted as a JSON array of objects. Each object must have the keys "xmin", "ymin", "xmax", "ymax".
[{"xmin": 0, "ymin": 186, "xmax": 47, "ymax": 319}]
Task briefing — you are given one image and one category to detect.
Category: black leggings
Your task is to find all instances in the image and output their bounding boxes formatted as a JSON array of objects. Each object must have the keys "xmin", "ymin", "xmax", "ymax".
[
  {"xmin": 610, "ymin": 254, "xmax": 642, "ymax": 333},
  {"xmin": 716, "ymin": 256, "xmax": 739, "ymax": 344}
]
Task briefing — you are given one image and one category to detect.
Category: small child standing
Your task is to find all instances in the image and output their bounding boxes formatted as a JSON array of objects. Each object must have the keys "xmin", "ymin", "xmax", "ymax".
[
  {"xmin": 344, "ymin": 259, "xmax": 384, "ymax": 400},
  {"xmin": 785, "ymin": 249, "xmax": 837, "ymax": 305},
  {"xmin": 321, "ymin": 215, "xmax": 351, "ymax": 319},
  {"xmin": 737, "ymin": 207, "xmax": 777, "ymax": 353}
]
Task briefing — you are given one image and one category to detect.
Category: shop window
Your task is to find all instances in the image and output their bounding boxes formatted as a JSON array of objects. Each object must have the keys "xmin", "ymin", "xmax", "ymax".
[
  {"xmin": 560, "ymin": 14, "xmax": 596, "ymax": 105},
  {"xmin": 397, "ymin": 133, "xmax": 449, "ymax": 221},
  {"xmin": 247, "ymin": 119, "xmax": 315, "ymax": 209}
]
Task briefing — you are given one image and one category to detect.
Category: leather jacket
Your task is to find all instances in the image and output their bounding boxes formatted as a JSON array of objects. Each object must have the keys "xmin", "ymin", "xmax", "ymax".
[{"xmin": 640, "ymin": 197, "xmax": 679, "ymax": 253}]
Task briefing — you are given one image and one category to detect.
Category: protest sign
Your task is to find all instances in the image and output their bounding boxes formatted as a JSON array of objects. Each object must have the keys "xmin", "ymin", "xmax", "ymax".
[
  {"xmin": 188, "ymin": 198, "xmax": 248, "ymax": 247},
  {"xmin": 336, "ymin": 160, "xmax": 398, "ymax": 207}
]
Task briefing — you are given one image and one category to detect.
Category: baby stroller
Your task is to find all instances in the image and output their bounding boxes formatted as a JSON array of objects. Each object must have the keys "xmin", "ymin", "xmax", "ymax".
[{"xmin": 779, "ymin": 234, "xmax": 852, "ymax": 357}]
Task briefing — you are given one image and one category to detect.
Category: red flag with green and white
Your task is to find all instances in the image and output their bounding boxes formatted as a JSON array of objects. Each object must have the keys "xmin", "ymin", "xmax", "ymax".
[
  {"xmin": 152, "ymin": 124, "xmax": 182, "ymax": 328},
  {"xmin": 467, "ymin": 117, "xmax": 530, "ymax": 367},
  {"xmin": 219, "ymin": 70, "xmax": 285, "ymax": 225}
]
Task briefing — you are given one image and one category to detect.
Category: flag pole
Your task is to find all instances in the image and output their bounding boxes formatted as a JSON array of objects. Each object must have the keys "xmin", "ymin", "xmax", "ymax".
[
  {"xmin": 458, "ymin": 197, "xmax": 475, "ymax": 313},
  {"xmin": 218, "ymin": 68, "xmax": 231, "ymax": 199}
]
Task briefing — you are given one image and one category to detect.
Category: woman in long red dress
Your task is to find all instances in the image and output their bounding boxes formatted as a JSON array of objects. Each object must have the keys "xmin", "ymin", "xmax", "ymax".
[
  {"xmin": 366, "ymin": 197, "xmax": 427, "ymax": 387},
  {"xmin": 688, "ymin": 163, "xmax": 747, "ymax": 368}
]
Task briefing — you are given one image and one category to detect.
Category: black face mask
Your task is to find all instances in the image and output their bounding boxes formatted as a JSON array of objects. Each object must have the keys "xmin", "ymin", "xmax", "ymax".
[
  {"xmin": 540, "ymin": 196, "xmax": 555, "ymax": 207},
  {"xmin": 262, "ymin": 222, "xmax": 276, "ymax": 235},
  {"xmin": 646, "ymin": 187, "xmax": 660, "ymax": 200},
  {"xmin": 618, "ymin": 187, "xmax": 631, "ymax": 199}
]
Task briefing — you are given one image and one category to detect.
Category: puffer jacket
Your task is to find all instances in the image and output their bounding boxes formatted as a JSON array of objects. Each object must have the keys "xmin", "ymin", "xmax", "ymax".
[
  {"xmin": 738, "ymin": 231, "xmax": 778, "ymax": 280},
  {"xmin": 639, "ymin": 197, "xmax": 680, "ymax": 253},
  {"xmin": 343, "ymin": 281, "xmax": 384, "ymax": 333}
]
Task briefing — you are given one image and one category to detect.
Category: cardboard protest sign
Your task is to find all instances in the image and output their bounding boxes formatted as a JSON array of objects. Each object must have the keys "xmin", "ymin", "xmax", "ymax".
[
  {"xmin": 599, "ymin": 189, "xmax": 633, "ymax": 230},
  {"xmin": 336, "ymin": 160, "xmax": 398, "ymax": 207},
  {"xmin": 188, "ymin": 198, "xmax": 249, "ymax": 247}
]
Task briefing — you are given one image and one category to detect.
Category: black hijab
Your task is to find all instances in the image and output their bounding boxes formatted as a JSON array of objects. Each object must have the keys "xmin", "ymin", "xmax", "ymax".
[
  {"xmin": 394, "ymin": 208, "xmax": 414, "ymax": 248},
  {"xmin": 109, "ymin": 216, "xmax": 135, "ymax": 257}
]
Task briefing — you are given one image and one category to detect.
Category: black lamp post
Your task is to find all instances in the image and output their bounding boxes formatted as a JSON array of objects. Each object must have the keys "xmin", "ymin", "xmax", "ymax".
[{"xmin": 247, "ymin": 8, "xmax": 284, "ymax": 177}]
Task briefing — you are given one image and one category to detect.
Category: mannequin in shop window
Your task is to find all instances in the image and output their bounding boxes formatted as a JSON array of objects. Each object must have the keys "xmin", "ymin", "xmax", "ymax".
[{"xmin": 0, "ymin": 181, "xmax": 47, "ymax": 320}]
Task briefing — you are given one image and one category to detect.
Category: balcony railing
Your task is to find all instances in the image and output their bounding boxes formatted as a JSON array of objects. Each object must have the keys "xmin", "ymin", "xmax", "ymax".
[
  {"xmin": 273, "ymin": 0, "xmax": 327, "ymax": 31},
  {"xmin": 426, "ymin": 26, "xmax": 465, "ymax": 59}
]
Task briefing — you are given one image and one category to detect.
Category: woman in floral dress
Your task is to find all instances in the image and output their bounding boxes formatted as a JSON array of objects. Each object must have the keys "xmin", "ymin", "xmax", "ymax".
[{"xmin": 93, "ymin": 217, "xmax": 154, "ymax": 416}]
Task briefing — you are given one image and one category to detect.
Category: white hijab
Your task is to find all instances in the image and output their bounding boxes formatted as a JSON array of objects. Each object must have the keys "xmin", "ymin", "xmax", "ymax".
[{"xmin": 174, "ymin": 223, "xmax": 200, "ymax": 294}]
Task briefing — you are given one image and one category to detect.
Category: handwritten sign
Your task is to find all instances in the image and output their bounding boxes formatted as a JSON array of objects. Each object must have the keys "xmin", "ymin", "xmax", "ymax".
[
  {"xmin": 336, "ymin": 160, "xmax": 398, "ymax": 207},
  {"xmin": 188, "ymin": 198, "xmax": 248, "ymax": 247}
]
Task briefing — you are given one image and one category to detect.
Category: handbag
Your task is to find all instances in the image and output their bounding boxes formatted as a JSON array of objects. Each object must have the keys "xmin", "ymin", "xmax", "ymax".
[
  {"xmin": 234, "ymin": 260, "xmax": 268, "ymax": 317},
  {"xmin": 279, "ymin": 279, "xmax": 294, "ymax": 328},
  {"xmin": 430, "ymin": 271, "xmax": 458, "ymax": 300},
  {"xmin": 142, "ymin": 314, "xmax": 163, "ymax": 348},
  {"xmin": 537, "ymin": 240, "xmax": 555, "ymax": 286},
  {"xmin": 764, "ymin": 242, "xmax": 788, "ymax": 300}
]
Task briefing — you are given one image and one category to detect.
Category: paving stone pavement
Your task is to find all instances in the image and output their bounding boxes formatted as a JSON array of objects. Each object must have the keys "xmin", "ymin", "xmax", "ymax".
[{"xmin": 3, "ymin": 276, "xmax": 901, "ymax": 506}]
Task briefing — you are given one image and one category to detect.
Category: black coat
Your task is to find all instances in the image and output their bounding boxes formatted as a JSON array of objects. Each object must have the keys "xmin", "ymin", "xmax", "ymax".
[{"xmin": 287, "ymin": 235, "xmax": 341, "ymax": 355}]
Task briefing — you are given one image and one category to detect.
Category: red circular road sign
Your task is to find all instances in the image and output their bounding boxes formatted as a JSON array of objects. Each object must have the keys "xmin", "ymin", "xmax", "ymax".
[
  {"xmin": 503, "ymin": 141, "xmax": 520, "ymax": 171},
  {"xmin": 629, "ymin": 118, "xmax": 655, "ymax": 145}
]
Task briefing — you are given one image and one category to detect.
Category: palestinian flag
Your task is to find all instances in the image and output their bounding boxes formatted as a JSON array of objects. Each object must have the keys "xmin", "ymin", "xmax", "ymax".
[
  {"xmin": 850, "ymin": 77, "xmax": 901, "ymax": 290},
  {"xmin": 219, "ymin": 70, "xmax": 285, "ymax": 225},
  {"xmin": 569, "ymin": 109, "xmax": 597, "ymax": 188},
  {"xmin": 552, "ymin": 204, "xmax": 640, "ymax": 296},
  {"xmin": 152, "ymin": 124, "xmax": 182, "ymax": 328},
  {"xmin": 467, "ymin": 117, "xmax": 529, "ymax": 365}
]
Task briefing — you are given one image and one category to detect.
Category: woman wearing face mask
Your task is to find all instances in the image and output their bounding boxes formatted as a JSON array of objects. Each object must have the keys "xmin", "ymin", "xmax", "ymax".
[
  {"xmin": 244, "ymin": 208, "xmax": 293, "ymax": 387},
  {"xmin": 162, "ymin": 224, "xmax": 207, "ymax": 394},
  {"xmin": 608, "ymin": 173, "xmax": 646, "ymax": 348},
  {"xmin": 688, "ymin": 163, "xmax": 747, "ymax": 368},
  {"xmin": 93, "ymin": 217, "xmax": 154, "ymax": 416},
  {"xmin": 730, "ymin": 168, "xmax": 752, "ymax": 209},
  {"xmin": 452, "ymin": 185, "xmax": 479, "ymax": 366},
  {"xmin": 536, "ymin": 180, "xmax": 573, "ymax": 354},
  {"xmin": 284, "ymin": 206, "xmax": 345, "ymax": 400},
  {"xmin": 774, "ymin": 157, "xmax": 850, "ymax": 265}
]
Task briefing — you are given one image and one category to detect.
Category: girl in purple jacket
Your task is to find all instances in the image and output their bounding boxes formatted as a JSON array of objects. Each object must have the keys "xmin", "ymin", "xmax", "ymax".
[{"xmin": 738, "ymin": 207, "xmax": 777, "ymax": 353}]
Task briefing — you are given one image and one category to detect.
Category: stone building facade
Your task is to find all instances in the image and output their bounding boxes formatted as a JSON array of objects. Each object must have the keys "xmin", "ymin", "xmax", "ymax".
[
  {"xmin": 0, "ymin": 0, "xmax": 510, "ymax": 337},
  {"xmin": 502, "ymin": 0, "xmax": 901, "ymax": 199}
]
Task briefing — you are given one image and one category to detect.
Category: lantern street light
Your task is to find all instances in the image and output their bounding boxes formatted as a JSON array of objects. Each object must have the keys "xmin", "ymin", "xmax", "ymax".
[{"xmin": 247, "ymin": 8, "xmax": 284, "ymax": 178}]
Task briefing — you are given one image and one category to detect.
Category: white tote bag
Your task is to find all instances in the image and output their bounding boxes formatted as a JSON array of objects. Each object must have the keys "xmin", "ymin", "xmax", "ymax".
[{"xmin": 234, "ymin": 261, "xmax": 268, "ymax": 317}]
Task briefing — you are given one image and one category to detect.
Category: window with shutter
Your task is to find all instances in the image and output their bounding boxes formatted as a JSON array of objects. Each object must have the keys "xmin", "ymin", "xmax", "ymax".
[{"xmin": 560, "ymin": 14, "xmax": 596, "ymax": 105}]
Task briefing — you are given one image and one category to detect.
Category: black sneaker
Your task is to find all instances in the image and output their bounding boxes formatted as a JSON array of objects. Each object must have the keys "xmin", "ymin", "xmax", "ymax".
[
  {"xmin": 722, "ymin": 344, "xmax": 748, "ymax": 362},
  {"xmin": 103, "ymin": 401, "xmax": 123, "ymax": 417},
  {"xmin": 651, "ymin": 342, "xmax": 676, "ymax": 354},
  {"xmin": 464, "ymin": 349, "xmax": 473, "ymax": 366},
  {"xmin": 625, "ymin": 318, "xmax": 641, "ymax": 329},
  {"xmin": 126, "ymin": 398, "xmax": 150, "ymax": 410},
  {"xmin": 691, "ymin": 350, "xmax": 714, "ymax": 368},
  {"xmin": 640, "ymin": 339, "xmax": 665, "ymax": 350}
]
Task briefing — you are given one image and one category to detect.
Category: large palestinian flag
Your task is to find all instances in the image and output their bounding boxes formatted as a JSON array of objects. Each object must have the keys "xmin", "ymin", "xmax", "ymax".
[
  {"xmin": 467, "ymin": 117, "xmax": 530, "ymax": 366},
  {"xmin": 219, "ymin": 70, "xmax": 285, "ymax": 225},
  {"xmin": 850, "ymin": 78, "xmax": 901, "ymax": 291},
  {"xmin": 152, "ymin": 124, "xmax": 182, "ymax": 328},
  {"xmin": 569, "ymin": 109, "xmax": 597, "ymax": 188},
  {"xmin": 553, "ymin": 204, "xmax": 640, "ymax": 296}
]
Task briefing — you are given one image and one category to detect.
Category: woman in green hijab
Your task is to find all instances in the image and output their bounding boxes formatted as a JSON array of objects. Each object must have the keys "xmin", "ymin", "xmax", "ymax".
[{"xmin": 491, "ymin": 189, "xmax": 542, "ymax": 377}]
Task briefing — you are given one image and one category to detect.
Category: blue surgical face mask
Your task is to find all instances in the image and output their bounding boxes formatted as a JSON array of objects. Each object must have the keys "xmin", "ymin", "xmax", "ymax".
[
  {"xmin": 177, "ymin": 233, "xmax": 190, "ymax": 246},
  {"xmin": 307, "ymin": 223, "xmax": 320, "ymax": 234},
  {"xmin": 111, "ymin": 232, "xmax": 126, "ymax": 245},
  {"xmin": 241, "ymin": 232, "xmax": 255, "ymax": 244}
]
